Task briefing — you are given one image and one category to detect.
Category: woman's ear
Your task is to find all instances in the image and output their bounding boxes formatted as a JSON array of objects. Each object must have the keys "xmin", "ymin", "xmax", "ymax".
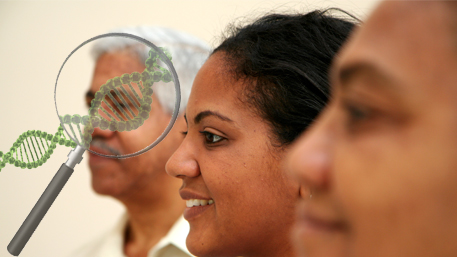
[{"xmin": 298, "ymin": 185, "xmax": 311, "ymax": 199}]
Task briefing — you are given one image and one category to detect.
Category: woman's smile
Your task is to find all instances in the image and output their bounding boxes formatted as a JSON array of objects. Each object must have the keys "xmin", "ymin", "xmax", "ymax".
[
  {"xmin": 180, "ymin": 189, "xmax": 215, "ymax": 220},
  {"xmin": 166, "ymin": 52, "xmax": 299, "ymax": 257}
]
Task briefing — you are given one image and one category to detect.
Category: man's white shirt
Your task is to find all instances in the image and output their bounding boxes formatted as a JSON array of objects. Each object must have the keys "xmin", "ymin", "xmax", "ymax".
[{"xmin": 70, "ymin": 214, "xmax": 192, "ymax": 257}]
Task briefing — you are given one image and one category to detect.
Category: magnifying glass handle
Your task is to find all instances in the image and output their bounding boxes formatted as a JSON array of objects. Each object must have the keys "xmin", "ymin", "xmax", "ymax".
[{"xmin": 7, "ymin": 146, "xmax": 85, "ymax": 256}]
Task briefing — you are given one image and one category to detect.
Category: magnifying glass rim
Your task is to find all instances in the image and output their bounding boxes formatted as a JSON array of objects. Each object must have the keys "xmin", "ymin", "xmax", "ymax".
[{"xmin": 54, "ymin": 32, "xmax": 181, "ymax": 159}]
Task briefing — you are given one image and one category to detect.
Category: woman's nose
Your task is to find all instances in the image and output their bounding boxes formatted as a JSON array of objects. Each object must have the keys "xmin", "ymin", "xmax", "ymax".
[
  {"xmin": 166, "ymin": 136, "xmax": 200, "ymax": 179},
  {"xmin": 286, "ymin": 115, "xmax": 333, "ymax": 193}
]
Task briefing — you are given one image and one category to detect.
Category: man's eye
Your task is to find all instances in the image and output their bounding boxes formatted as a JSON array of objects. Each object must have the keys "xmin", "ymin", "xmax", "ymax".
[
  {"xmin": 200, "ymin": 131, "xmax": 224, "ymax": 144},
  {"xmin": 86, "ymin": 98, "xmax": 94, "ymax": 108}
]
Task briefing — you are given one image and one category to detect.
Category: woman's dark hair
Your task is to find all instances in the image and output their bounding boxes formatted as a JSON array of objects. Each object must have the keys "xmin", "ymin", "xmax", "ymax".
[{"xmin": 213, "ymin": 9, "xmax": 358, "ymax": 146}]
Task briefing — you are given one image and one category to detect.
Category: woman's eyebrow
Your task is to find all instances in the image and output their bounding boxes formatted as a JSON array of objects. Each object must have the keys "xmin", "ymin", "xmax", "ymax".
[
  {"xmin": 338, "ymin": 62, "xmax": 398, "ymax": 92},
  {"xmin": 184, "ymin": 110, "xmax": 234, "ymax": 126},
  {"xmin": 194, "ymin": 110, "xmax": 233, "ymax": 124}
]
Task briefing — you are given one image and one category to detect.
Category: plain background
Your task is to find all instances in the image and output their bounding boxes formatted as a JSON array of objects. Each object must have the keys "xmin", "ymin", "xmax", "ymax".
[{"xmin": 0, "ymin": 1, "xmax": 380, "ymax": 256}]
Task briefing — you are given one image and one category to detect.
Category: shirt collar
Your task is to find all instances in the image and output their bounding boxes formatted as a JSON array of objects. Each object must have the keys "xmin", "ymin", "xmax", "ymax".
[{"xmin": 148, "ymin": 215, "xmax": 191, "ymax": 256}]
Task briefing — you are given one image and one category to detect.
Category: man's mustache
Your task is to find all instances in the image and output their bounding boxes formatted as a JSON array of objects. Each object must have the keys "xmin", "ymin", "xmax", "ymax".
[{"xmin": 90, "ymin": 137, "xmax": 122, "ymax": 156}]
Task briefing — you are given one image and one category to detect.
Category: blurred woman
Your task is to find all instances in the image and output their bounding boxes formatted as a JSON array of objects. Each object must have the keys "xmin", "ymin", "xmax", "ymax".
[{"xmin": 287, "ymin": 1, "xmax": 457, "ymax": 257}]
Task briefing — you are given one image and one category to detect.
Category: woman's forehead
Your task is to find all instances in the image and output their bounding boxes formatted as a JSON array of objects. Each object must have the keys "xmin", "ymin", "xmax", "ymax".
[
  {"xmin": 185, "ymin": 56, "xmax": 271, "ymax": 134},
  {"xmin": 334, "ymin": 1, "xmax": 457, "ymax": 106}
]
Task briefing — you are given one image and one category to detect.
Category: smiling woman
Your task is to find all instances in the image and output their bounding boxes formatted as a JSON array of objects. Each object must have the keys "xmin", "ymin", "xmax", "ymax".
[{"xmin": 166, "ymin": 9, "xmax": 357, "ymax": 257}]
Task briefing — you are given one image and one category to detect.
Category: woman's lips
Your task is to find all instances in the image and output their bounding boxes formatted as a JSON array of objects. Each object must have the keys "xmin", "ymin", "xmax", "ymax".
[
  {"xmin": 180, "ymin": 190, "xmax": 214, "ymax": 221},
  {"xmin": 296, "ymin": 214, "xmax": 346, "ymax": 234},
  {"xmin": 295, "ymin": 202, "xmax": 347, "ymax": 237},
  {"xmin": 183, "ymin": 203, "xmax": 214, "ymax": 220}
]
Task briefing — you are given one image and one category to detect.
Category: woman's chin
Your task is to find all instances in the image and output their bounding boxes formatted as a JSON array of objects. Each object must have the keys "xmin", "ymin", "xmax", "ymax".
[
  {"xmin": 186, "ymin": 233, "xmax": 242, "ymax": 257},
  {"xmin": 186, "ymin": 237, "xmax": 206, "ymax": 257},
  {"xmin": 186, "ymin": 233, "xmax": 218, "ymax": 257}
]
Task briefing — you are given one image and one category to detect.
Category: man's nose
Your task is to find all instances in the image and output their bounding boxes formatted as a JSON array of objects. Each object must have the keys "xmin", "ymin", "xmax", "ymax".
[{"xmin": 91, "ymin": 126, "xmax": 115, "ymax": 138}]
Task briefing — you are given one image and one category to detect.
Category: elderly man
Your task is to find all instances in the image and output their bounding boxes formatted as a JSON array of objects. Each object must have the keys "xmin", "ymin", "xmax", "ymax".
[
  {"xmin": 71, "ymin": 26, "xmax": 210, "ymax": 257},
  {"xmin": 287, "ymin": 1, "xmax": 457, "ymax": 257}
]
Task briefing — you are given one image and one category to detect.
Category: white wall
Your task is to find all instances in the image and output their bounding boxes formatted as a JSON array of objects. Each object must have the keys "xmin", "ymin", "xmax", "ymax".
[{"xmin": 0, "ymin": 1, "xmax": 380, "ymax": 256}]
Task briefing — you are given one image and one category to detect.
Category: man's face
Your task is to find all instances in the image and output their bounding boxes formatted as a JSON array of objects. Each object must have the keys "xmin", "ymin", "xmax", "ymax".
[
  {"xmin": 287, "ymin": 2, "xmax": 457, "ymax": 257},
  {"xmin": 86, "ymin": 49, "xmax": 185, "ymax": 198}
]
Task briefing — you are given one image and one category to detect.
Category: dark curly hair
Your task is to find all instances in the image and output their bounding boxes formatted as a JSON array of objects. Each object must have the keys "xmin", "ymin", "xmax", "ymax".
[{"xmin": 213, "ymin": 9, "xmax": 358, "ymax": 146}]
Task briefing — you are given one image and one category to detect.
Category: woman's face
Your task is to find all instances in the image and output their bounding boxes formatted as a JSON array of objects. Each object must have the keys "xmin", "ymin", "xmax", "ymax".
[
  {"xmin": 287, "ymin": 2, "xmax": 457, "ymax": 257},
  {"xmin": 166, "ymin": 52, "xmax": 299, "ymax": 257}
]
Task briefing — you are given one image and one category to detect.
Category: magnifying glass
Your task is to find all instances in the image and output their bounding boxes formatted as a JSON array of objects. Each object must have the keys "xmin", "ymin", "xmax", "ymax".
[{"xmin": 7, "ymin": 33, "xmax": 180, "ymax": 256}]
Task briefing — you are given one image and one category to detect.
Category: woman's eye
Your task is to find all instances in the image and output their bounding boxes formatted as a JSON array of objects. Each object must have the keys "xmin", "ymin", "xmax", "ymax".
[
  {"xmin": 342, "ymin": 102, "xmax": 378, "ymax": 133},
  {"xmin": 200, "ymin": 131, "xmax": 224, "ymax": 144},
  {"xmin": 347, "ymin": 105, "xmax": 370, "ymax": 123}
]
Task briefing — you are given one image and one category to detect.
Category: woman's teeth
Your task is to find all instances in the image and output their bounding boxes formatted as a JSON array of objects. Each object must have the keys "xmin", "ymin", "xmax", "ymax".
[{"xmin": 186, "ymin": 199, "xmax": 214, "ymax": 207}]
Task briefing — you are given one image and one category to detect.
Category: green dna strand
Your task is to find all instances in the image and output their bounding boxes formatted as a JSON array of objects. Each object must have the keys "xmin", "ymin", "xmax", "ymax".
[
  {"xmin": 1, "ymin": 47, "xmax": 173, "ymax": 172},
  {"xmin": 0, "ymin": 126, "xmax": 76, "ymax": 172}
]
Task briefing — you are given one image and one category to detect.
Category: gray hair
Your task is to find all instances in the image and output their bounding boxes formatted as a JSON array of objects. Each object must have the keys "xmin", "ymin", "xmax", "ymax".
[{"xmin": 91, "ymin": 26, "xmax": 211, "ymax": 114}]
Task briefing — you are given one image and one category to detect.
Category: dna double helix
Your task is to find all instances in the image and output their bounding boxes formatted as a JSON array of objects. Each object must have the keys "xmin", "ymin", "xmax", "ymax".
[
  {"xmin": 0, "ymin": 46, "xmax": 173, "ymax": 172},
  {"xmin": 0, "ymin": 126, "xmax": 76, "ymax": 172}
]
